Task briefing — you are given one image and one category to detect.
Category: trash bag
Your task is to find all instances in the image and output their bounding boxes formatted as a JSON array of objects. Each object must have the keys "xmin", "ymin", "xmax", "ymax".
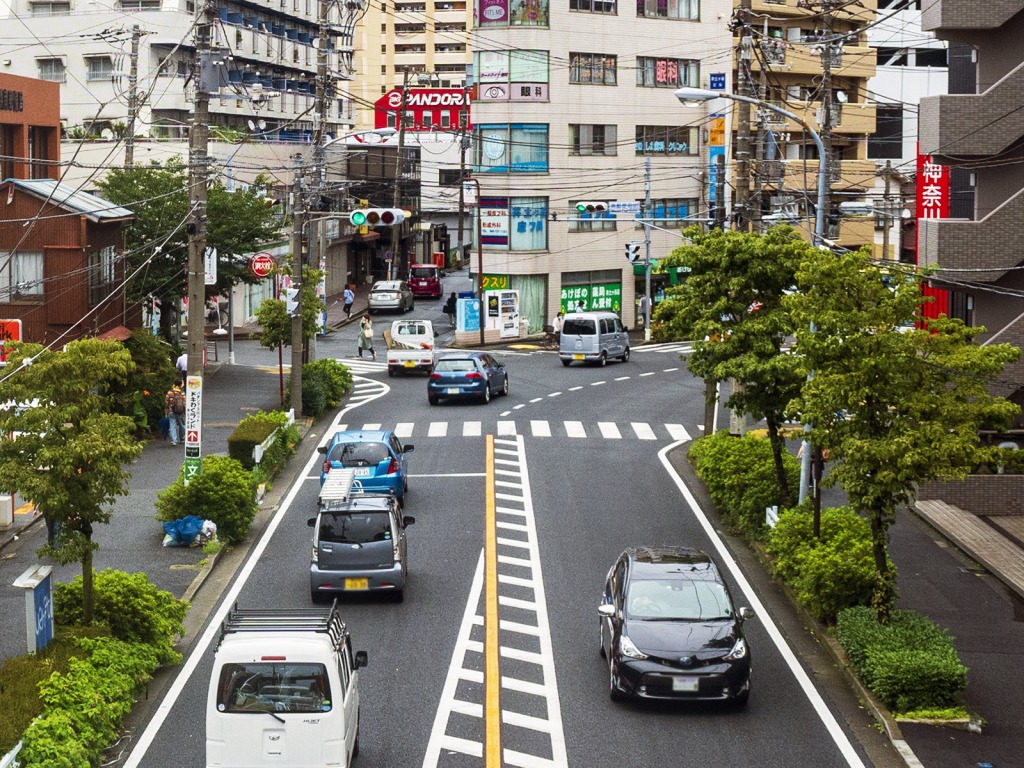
[{"xmin": 162, "ymin": 515, "xmax": 205, "ymax": 546}]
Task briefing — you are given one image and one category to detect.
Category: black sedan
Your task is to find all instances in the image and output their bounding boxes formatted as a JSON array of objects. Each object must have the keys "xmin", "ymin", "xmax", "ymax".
[
  {"xmin": 598, "ymin": 546, "xmax": 754, "ymax": 705},
  {"xmin": 427, "ymin": 352, "xmax": 508, "ymax": 405}
]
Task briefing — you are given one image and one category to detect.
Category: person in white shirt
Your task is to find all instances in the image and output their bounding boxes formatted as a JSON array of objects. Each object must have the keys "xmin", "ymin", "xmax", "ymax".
[{"xmin": 175, "ymin": 352, "xmax": 188, "ymax": 376}]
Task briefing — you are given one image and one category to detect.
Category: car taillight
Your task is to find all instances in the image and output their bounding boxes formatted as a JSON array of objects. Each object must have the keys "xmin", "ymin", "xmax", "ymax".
[
  {"xmin": 322, "ymin": 461, "xmax": 331, "ymax": 475},
  {"xmin": 387, "ymin": 458, "xmax": 400, "ymax": 474},
  {"xmin": 466, "ymin": 372, "xmax": 483, "ymax": 379},
  {"xmin": 429, "ymin": 373, "xmax": 441, "ymax": 380}
]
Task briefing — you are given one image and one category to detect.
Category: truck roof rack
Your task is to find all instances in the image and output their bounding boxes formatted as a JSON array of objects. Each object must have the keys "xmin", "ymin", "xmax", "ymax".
[{"xmin": 217, "ymin": 600, "xmax": 347, "ymax": 650}]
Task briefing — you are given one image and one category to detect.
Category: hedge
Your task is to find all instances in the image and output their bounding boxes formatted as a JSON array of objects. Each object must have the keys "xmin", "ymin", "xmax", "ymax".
[
  {"xmin": 227, "ymin": 410, "xmax": 299, "ymax": 472},
  {"xmin": 155, "ymin": 455, "xmax": 258, "ymax": 544},
  {"xmin": 836, "ymin": 606, "xmax": 968, "ymax": 713},
  {"xmin": 286, "ymin": 358, "xmax": 353, "ymax": 418}
]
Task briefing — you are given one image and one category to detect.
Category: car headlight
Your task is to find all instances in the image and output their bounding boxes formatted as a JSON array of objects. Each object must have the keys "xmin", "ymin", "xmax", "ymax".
[
  {"xmin": 724, "ymin": 637, "xmax": 747, "ymax": 661},
  {"xmin": 618, "ymin": 634, "xmax": 648, "ymax": 660}
]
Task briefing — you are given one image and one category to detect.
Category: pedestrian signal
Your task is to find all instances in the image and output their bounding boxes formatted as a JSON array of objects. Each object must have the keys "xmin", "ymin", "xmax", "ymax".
[{"xmin": 625, "ymin": 242, "xmax": 641, "ymax": 262}]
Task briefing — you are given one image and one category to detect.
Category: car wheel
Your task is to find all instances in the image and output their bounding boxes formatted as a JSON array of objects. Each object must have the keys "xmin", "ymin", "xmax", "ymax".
[
  {"xmin": 621, "ymin": 347, "xmax": 630, "ymax": 363},
  {"xmin": 608, "ymin": 659, "xmax": 625, "ymax": 702},
  {"xmin": 731, "ymin": 677, "xmax": 751, "ymax": 707},
  {"xmin": 428, "ymin": 394, "xmax": 439, "ymax": 405},
  {"xmin": 599, "ymin": 621, "xmax": 606, "ymax": 659},
  {"xmin": 392, "ymin": 588, "xmax": 405, "ymax": 603},
  {"xmin": 561, "ymin": 359, "xmax": 571, "ymax": 367},
  {"xmin": 388, "ymin": 367, "xmax": 396, "ymax": 378},
  {"xmin": 501, "ymin": 376, "xmax": 509, "ymax": 396},
  {"xmin": 482, "ymin": 385, "xmax": 491, "ymax": 404},
  {"xmin": 310, "ymin": 589, "xmax": 321, "ymax": 604},
  {"xmin": 598, "ymin": 351, "xmax": 607, "ymax": 367}
]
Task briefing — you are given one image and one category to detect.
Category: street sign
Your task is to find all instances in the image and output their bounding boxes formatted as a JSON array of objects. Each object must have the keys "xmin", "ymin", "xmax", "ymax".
[
  {"xmin": 204, "ymin": 247, "xmax": 217, "ymax": 285},
  {"xmin": 608, "ymin": 201, "xmax": 641, "ymax": 215},
  {"xmin": 184, "ymin": 375, "xmax": 203, "ymax": 485},
  {"xmin": 709, "ymin": 73, "xmax": 726, "ymax": 90},
  {"xmin": 384, "ymin": 251, "xmax": 393, "ymax": 262},
  {"xmin": 247, "ymin": 252, "xmax": 277, "ymax": 280}
]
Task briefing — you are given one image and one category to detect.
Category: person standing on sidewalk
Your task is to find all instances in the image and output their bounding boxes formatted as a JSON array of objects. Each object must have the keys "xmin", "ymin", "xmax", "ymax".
[
  {"xmin": 165, "ymin": 382, "xmax": 187, "ymax": 446},
  {"xmin": 443, "ymin": 291, "xmax": 457, "ymax": 328},
  {"xmin": 343, "ymin": 284, "xmax": 355, "ymax": 320},
  {"xmin": 357, "ymin": 316, "xmax": 376, "ymax": 360}
]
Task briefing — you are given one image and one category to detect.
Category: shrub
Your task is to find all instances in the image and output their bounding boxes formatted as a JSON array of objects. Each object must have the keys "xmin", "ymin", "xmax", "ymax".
[
  {"xmin": 227, "ymin": 414, "xmax": 280, "ymax": 469},
  {"xmin": 107, "ymin": 329, "xmax": 179, "ymax": 434},
  {"xmin": 836, "ymin": 606, "xmax": 968, "ymax": 713},
  {"xmin": 155, "ymin": 455, "xmax": 258, "ymax": 544},
  {"xmin": 689, "ymin": 431, "xmax": 800, "ymax": 538},
  {"xmin": 766, "ymin": 506, "xmax": 882, "ymax": 623},
  {"xmin": 287, "ymin": 358, "xmax": 353, "ymax": 418},
  {"xmin": 53, "ymin": 569, "xmax": 188, "ymax": 665}
]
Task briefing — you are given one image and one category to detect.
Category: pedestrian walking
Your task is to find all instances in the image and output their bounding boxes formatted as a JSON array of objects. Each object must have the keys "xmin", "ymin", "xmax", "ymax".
[
  {"xmin": 357, "ymin": 316, "xmax": 376, "ymax": 360},
  {"xmin": 574, "ymin": 299, "xmax": 585, "ymax": 313},
  {"xmin": 553, "ymin": 310, "xmax": 565, "ymax": 335},
  {"xmin": 343, "ymin": 284, "xmax": 355, "ymax": 320},
  {"xmin": 443, "ymin": 292, "xmax": 457, "ymax": 328},
  {"xmin": 164, "ymin": 382, "xmax": 187, "ymax": 446},
  {"xmin": 638, "ymin": 294, "xmax": 651, "ymax": 327},
  {"xmin": 175, "ymin": 351, "xmax": 187, "ymax": 377}
]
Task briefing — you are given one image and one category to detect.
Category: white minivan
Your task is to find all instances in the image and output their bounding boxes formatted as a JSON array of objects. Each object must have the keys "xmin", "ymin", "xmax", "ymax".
[
  {"xmin": 206, "ymin": 603, "xmax": 366, "ymax": 768},
  {"xmin": 558, "ymin": 311, "xmax": 630, "ymax": 367}
]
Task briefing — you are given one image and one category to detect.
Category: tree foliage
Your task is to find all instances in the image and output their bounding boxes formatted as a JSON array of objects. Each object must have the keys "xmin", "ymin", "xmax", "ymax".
[
  {"xmin": 0, "ymin": 339, "xmax": 145, "ymax": 622},
  {"xmin": 785, "ymin": 249, "xmax": 1020, "ymax": 618},
  {"xmin": 654, "ymin": 225, "xmax": 813, "ymax": 505},
  {"xmin": 254, "ymin": 265, "xmax": 326, "ymax": 350}
]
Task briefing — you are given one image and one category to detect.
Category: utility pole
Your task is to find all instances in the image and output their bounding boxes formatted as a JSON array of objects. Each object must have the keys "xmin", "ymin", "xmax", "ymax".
[
  {"xmin": 733, "ymin": 0, "xmax": 753, "ymax": 231},
  {"xmin": 124, "ymin": 24, "xmax": 142, "ymax": 170},
  {"xmin": 818, "ymin": 0, "xmax": 835, "ymax": 242},
  {"xmin": 456, "ymin": 81, "xmax": 470, "ymax": 268},
  {"xmin": 643, "ymin": 156, "xmax": 652, "ymax": 341},
  {"xmin": 391, "ymin": 69, "xmax": 411, "ymax": 280},
  {"xmin": 289, "ymin": 153, "xmax": 304, "ymax": 417},
  {"xmin": 880, "ymin": 159, "xmax": 899, "ymax": 260}
]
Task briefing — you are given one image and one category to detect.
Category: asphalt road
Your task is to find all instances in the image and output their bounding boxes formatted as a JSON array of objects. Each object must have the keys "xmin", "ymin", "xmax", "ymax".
[{"xmin": 118, "ymin": 332, "xmax": 904, "ymax": 768}]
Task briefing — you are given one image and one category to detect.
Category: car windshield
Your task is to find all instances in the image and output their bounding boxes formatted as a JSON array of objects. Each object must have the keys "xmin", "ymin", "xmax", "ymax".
[
  {"xmin": 329, "ymin": 442, "xmax": 389, "ymax": 467},
  {"xmin": 319, "ymin": 511, "xmax": 392, "ymax": 544},
  {"xmin": 562, "ymin": 318, "xmax": 596, "ymax": 335},
  {"xmin": 626, "ymin": 578, "xmax": 734, "ymax": 621},
  {"xmin": 410, "ymin": 267, "xmax": 436, "ymax": 278},
  {"xmin": 435, "ymin": 359, "xmax": 477, "ymax": 373},
  {"xmin": 217, "ymin": 662, "xmax": 332, "ymax": 714}
]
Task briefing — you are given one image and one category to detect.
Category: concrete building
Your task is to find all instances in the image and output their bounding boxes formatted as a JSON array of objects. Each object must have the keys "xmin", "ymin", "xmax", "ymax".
[
  {"xmin": 918, "ymin": 0, "xmax": 1024, "ymax": 415},
  {"xmin": 0, "ymin": 72, "xmax": 61, "ymax": 180},
  {"xmin": 465, "ymin": 0, "xmax": 735, "ymax": 336}
]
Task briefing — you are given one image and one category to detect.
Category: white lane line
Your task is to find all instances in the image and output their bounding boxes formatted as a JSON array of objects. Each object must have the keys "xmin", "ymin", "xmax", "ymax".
[
  {"xmin": 439, "ymin": 735, "xmax": 483, "ymax": 758},
  {"xmin": 502, "ymin": 677, "xmax": 546, "ymax": 696},
  {"xmin": 632, "ymin": 422, "xmax": 657, "ymax": 440},
  {"xmin": 361, "ymin": 422, "xmax": 382, "ymax": 430},
  {"xmin": 464, "ymin": 421, "xmax": 482, "ymax": 436},
  {"xmin": 665, "ymin": 423, "xmax": 691, "ymax": 441},
  {"xmin": 614, "ymin": 376, "xmax": 630, "ymax": 381},
  {"xmin": 428, "ymin": 421, "xmax": 448, "ymax": 437},
  {"xmin": 497, "ymin": 421, "xmax": 518, "ymax": 435},
  {"xmin": 503, "ymin": 711, "xmax": 553, "ymax": 734},
  {"xmin": 548, "ymin": 391, "xmax": 562, "ymax": 398},
  {"xmin": 663, "ymin": 367, "xmax": 680, "ymax": 372},
  {"xmin": 530, "ymin": 397, "xmax": 543, "ymax": 403},
  {"xmin": 597, "ymin": 422, "xmax": 622, "ymax": 439},
  {"xmin": 590, "ymin": 381, "xmax": 606, "ymax": 386},
  {"xmin": 530, "ymin": 420, "xmax": 551, "ymax": 437},
  {"xmin": 658, "ymin": 442, "xmax": 867, "ymax": 768},
  {"xmin": 394, "ymin": 422, "xmax": 414, "ymax": 438},
  {"xmin": 565, "ymin": 421, "xmax": 587, "ymax": 438},
  {"xmin": 568, "ymin": 386, "xmax": 583, "ymax": 391},
  {"xmin": 513, "ymin": 404, "xmax": 526, "ymax": 410},
  {"xmin": 640, "ymin": 372, "xmax": 656, "ymax": 377}
]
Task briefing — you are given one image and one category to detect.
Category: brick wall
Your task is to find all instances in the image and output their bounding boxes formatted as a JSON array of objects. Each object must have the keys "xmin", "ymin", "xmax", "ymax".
[{"xmin": 917, "ymin": 475, "xmax": 1024, "ymax": 516}]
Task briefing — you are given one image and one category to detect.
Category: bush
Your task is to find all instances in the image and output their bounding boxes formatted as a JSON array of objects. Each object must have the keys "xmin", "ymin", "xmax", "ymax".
[
  {"xmin": 53, "ymin": 569, "xmax": 188, "ymax": 665},
  {"xmin": 227, "ymin": 414, "xmax": 281, "ymax": 469},
  {"xmin": 287, "ymin": 358, "xmax": 353, "ymax": 418},
  {"xmin": 20, "ymin": 636, "xmax": 160, "ymax": 768},
  {"xmin": 766, "ymin": 506, "xmax": 882, "ymax": 623},
  {"xmin": 836, "ymin": 606, "xmax": 968, "ymax": 713},
  {"xmin": 108, "ymin": 329, "xmax": 179, "ymax": 435},
  {"xmin": 689, "ymin": 431, "xmax": 800, "ymax": 538},
  {"xmin": 155, "ymin": 455, "xmax": 258, "ymax": 544}
]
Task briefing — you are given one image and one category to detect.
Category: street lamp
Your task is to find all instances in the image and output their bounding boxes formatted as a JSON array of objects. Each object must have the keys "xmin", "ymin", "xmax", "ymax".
[
  {"xmin": 675, "ymin": 87, "xmax": 827, "ymax": 504},
  {"xmin": 463, "ymin": 176, "xmax": 485, "ymax": 347}
]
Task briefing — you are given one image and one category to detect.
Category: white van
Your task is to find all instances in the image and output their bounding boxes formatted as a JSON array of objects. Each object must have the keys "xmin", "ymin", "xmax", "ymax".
[
  {"xmin": 558, "ymin": 311, "xmax": 630, "ymax": 367},
  {"xmin": 206, "ymin": 603, "xmax": 367, "ymax": 768}
]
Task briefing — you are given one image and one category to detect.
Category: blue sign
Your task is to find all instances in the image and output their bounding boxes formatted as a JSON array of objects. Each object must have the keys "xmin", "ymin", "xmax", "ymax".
[
  {"xmin": 459, "ymin": 298, "xmax": 481, "ymax": 332},
  {"xmin": 709, "ymin": 73, "xmax": 726, "ymax": 90},
  {"xmin": 708, "ymin": 145, "xmax": 725, "ymax": 204},
  {"xmin": 33, "ymin": 573, "xmax": 54, "ymax": 653}
]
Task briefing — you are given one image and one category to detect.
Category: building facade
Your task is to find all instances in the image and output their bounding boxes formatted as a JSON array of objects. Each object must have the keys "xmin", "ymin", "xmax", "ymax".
[{"xmin": 0, "ymin": 72, "xmax": 60, "ymax": 181}]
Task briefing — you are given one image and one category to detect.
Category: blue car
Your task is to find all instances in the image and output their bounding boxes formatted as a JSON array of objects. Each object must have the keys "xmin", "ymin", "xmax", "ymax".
[
  {"xmin": 317, "ymin": 430, "xmax": 414, "ymax": 500},
  {"xmin": 427, "ymin": 352, "xmax": 509, "ymax": 405}
]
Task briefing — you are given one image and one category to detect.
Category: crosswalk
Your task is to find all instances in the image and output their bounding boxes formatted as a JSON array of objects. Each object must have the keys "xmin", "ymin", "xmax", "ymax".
[
  {"xmin": 331, "ymin": 420, "xmax": 691, "ymax": 442},
  {"xmin": 632, "ymin": 341, "xmax": 694, "ymax": 354}
]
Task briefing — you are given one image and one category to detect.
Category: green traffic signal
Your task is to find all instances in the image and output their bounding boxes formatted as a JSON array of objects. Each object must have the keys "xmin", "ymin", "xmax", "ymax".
[{"xmin": 351, "ymin": 210, "xmax": 367, "ymax": 226}]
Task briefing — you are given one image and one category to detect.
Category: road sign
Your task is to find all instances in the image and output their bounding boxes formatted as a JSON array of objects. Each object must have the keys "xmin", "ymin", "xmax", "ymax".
[
  {"xmin": 184, "ymin": 457, "xmax": 202, "ymax": 480},
  {"xmin": 184, "ymin": 376, "xmax": 203, "ymax": 485},
  {"xmin": 384, "ymin": 251, "xmax": 393, "ymax": 262},
  {"xmin": 608, "ymin": 201, "xmax": 641, "ymax": 215},
  {"xmin": 0, "ymin": 319, "xmax": 23, "ymax": 342},
  {"xmin": 247, "ymin": 252, "xmax": 277, "ymax": 279},
  {"xmin": 709, "ymin": 73, "xmax": 726, "ymax": 90},
  {"xmin": 625, "ymin": 242, "xmax": 642, "ymax": 263},
  {"xmin": 204, "ymin": 247, "xmax": 217, "ymax": 285}
]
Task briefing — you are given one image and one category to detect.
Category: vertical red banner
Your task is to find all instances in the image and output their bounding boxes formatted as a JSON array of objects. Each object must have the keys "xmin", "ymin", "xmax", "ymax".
[{"xmin": 916, "ymin": 147, "xmax": 951, "ymax": 320}]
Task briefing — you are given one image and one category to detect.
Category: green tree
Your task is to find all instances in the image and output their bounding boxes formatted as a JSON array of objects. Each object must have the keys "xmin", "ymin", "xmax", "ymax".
[
  {"xmin": 254, "ymin": 265, "xmax": 326, "ymax": 350},
  {"xmin": 0, "ymin": 339, "xmax": 145, "ymax": 623},
  {"xmin": 655, "ymin": 226, "xmax": 812, "ymax": 506},
  {"xmin": 786, "ymin": 249, "xmax": 1020, "ymax": 619},
  {"xmin": 95, "ymin": 160, "xmax": 280, "ymax": 339}
]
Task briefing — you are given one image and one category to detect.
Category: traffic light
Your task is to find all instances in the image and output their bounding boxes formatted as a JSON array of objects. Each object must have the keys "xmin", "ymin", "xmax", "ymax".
[
  {"xmin": 625, "ymin": 241, "xmax": 641, "ymax": 262},
  {"xmin": 284, "ymin": 287, "xmax": 298, "ymax": 314},
  {"xmin": 349, "ymin": 208, "xmax": 406, "ymax": 227},
  {"xmin": 574, "ymin": 201, "xmax": 609, "ymax": 214}
]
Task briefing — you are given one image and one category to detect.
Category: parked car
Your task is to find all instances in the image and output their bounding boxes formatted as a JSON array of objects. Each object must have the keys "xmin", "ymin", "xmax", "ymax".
[
  {"xmin": 317, "ymin": 429, "xmax": 414, "ymax": 502},
  {"xmin": 598, "ymin": 546, "xmax": 754, "ymax": 705},
  {"xmin": 309, "ymin": 469, "xmax": 415, "ymax": 602},
  {"xmin": 408, "ymin": 263, "xmax": 443, "ymax": 299},
  {"xmin": 427, "ymin": 352, "xmax": 508, "ymax": 405},
  {"xmin": 369, "ymin": 280, "xmax": 415, "ymax": 313}
]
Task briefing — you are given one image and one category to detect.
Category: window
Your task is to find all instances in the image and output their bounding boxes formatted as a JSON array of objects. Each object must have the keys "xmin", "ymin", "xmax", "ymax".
[
  {"xmin": 439, "ymin": 169, "xmax": 464, "ymax": 186},
  {"xmin": 569, "ymin": 124, "xmax": 617, "ymax": 156},
  {"xmin": 636, "ymin": 0, "xmax": 698, "ymax": 20},
  {"xmin": 570, "ymin": 0, "xmax": 616, "ymax": 13},
  {"xmin": 635, "ymin": 126, "xmax": 697, "ymax": 156},
  {"xmin": 89, "ymin": 246, "xmax": 117, "ymax": 306},
  {"xmin": 28, "ymin": 126, "xmax": 52, "ymax": 179},
  {"xmin": 639, "ymin": 198, "xmax": 699, "ymax": 228},
  {"xmin": 569, "ymin": 53, "xmax": 616, "ymax": 85},
  {"xmin": 86, "ymin": 56, "xmax": 114, "ymax": 82},
  {"xmin": 636, "ymin": 56, "xmax": 698, "ymax": 88},
  {"xmin": 868, "ymin": 104, "xmax": 904, "ymax": 160},
  {"xmin": 0, "ymin": 125, "xmax": 15, "ymax": 180},
  {"xmin": 476, "ymin": 197, "xmax": 548, "ymax": 250},
  {"xmin": 119, "ymin": 0, "xmax": 161, "ymax": 8},
  {"xmin": 915, "ymin": 48, "xmax": 947, "ymax": 67},
  {"xmin": 0, "ymin": 252, "xmax": 44, "ymax": 300},
  {"xmin": 475, "ymin": 124, "xmax": 548, "ymax": 173},
  {"xmin": 569, "ymin": 199, "xmax": 616, "ymax": 232},
  {"xmin": 30, "ymin": 1, "xmax": 70, "ymax": 15},
  {"xmin": 876, "ymin": 47, "xmax": 908, "ymax": 67},
  {"xmin": 217, "ymin": 662, "xmax": 332, "ymax": 714},
  {"xmin": 476, "ymin": 50, "xmax": 549, "ymax": 102},
  {"xmin": 37, "ymin": 58, "xmax": 66, "ymax": 83},
  {"xmin": 476, "ymin": 0, "xmax": 549, "ymax": 27}
]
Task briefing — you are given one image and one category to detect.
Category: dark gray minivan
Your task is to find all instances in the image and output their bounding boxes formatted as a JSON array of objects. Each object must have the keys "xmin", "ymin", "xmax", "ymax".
[{"xmin": 559, "ymin": 311, "xmax": 630, "ymax": 367}]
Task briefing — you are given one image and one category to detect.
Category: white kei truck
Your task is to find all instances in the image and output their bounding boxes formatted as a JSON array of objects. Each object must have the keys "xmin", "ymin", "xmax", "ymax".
[
  {"xmin": 206, "ymin": 603, "xmax": 367, "ymax": 768},
  {"xmin": 385, "ymin": 318, "xmax": 436, "ymax": 377}
]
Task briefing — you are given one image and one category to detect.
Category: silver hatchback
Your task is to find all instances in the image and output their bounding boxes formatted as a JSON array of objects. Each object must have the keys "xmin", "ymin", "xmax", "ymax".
[{"xmin": 369, "ymin": 280, "xmax": 415, "ymax": 313}]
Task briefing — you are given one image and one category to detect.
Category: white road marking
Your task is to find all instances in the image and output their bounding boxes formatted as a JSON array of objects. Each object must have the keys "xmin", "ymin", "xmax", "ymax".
[
  {"xmin": 614, "ymin": 376, "xmax": 630, "ymax": 381},
  {"xmin": 428, "ymin": 421, "xmax": 448, "ymax": 437},
  {"xmin": 666, "ymin": 423, "xmax": 691, "ymax": 441},
  {"xmin": 531, "ymin": 420, "xmax": 551, "ymax": 437},
  {"xmin": 547, "ymin": 391, "xmax": 562, "ymax": 397},
  {"xmin": 394, "ymin": 422, "xmax": 414, "ymax": 438},
  {"xmin": 361, "ymin": 422, "xmax": 382, "ymax": 430},
  {"xmin": 597, "ymin": 422, "xmax": 621, "ymax": 439},
  {"xmin": 564, "ymin": 421, "xmax": 586, "ymax": 438},
  {"xmin": 568, "ymin": 386, "xmax": 583, "ymax": 391},
  {"xmin": 464, "ymin": 421, "xmax": 482, "ymax": 436},
  {"xmin": 590, "ymin": 381, "xmax": 605, "ymax": 386},
  {"xmin": 497, "ymin": 420, "xmax": 517, "ymax": 435},
  {"xmin": 632, "ymin": 422, "xmax": 656, "ymax": 440},
  {"xmin": 530, "ymin": 397, "xmax": 543, "ymax": 403}
]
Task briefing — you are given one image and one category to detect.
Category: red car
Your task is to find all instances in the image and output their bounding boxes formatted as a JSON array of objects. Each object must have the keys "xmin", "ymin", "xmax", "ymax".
[{"xmin": 408, "ymin": 263, "xmax": 443, "ymax": 299}]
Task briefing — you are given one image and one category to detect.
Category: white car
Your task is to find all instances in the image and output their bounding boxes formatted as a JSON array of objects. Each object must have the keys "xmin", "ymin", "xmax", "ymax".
[{"xmin": 369, "ymin": 280, "xmax": 414, "ymax": 313}]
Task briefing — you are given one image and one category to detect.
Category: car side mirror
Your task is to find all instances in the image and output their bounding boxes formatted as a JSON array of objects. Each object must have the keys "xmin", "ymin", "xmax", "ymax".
[
  {"xmin": 739, "ymin": 607, "xmax": 755, "ymax": 620},
  {"xmin": 317, "ymin": 445, "xmax": 328, "ymax": 455},
  {"xmin": 354, "ymin": 650, "xmax": 368, "ymax": 669},
  {"xmin": 307, "ymin": 518, "xmax": 316, "ymax": 527},
  {"xmin": 403, "ymin": 444, "xmax": 415, "ymax": 453},
  {"xmin": 403, "ymin": 515, "xmax": 415, "ymax": 527},
  {"xmin": 597, "ymin": 603, "xmax": 615, "ymax": 618}
]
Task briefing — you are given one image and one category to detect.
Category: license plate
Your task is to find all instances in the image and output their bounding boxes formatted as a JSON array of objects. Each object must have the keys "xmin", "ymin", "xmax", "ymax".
[
  {"xmin": 672, "ymin": 676, "xmax": 699, "ymax": 692},
  {"xmin": 573, "ymin": 354, "xmax": 584, "ymax": 361},
  {"xmin": 446, "ymin": 387, "xmax": 460, "ymax": 395},
  {"xmin": 344, "ymin": 578, "xmax": 368, "ymax": 590},
  {"xmin": 404, "ymin": 360, "xmax": 416, "ymax": 367},
  {"xmin": 353, "ymin": 468, "xmax": 371, "ymax": 477}
]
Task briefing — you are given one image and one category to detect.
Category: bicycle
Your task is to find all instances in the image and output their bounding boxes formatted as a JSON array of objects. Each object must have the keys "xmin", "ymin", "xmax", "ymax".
[{"xmin": 542, "ymin": 325, "xmax": 559, "ymax": 350}]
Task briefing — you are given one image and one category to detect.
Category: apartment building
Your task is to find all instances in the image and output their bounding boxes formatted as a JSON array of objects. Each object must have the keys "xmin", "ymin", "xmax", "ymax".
[
  {"xmin": 466, "ymin": 0, "xmax": 734, "ymax": 335},
  {"xmin": 0, "ymin": 72, "xmax": 60, "ymax": 181}
]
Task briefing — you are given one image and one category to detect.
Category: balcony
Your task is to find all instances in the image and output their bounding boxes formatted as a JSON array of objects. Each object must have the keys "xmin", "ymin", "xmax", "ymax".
[
  {"xmin": 750, "ymin": 158, "xmax": 876, "ymax": 192},
  {"xmin": 919, "ymin": 63, "xmax": 1024, "ymax": 158},
  {"xmin": 919, "ymin": 187, "xmax": 1024, "ymax": 281},
  {"xmin": 751, "ymin": 0, "xmax": 876, "ymax": 20},
  {"xmin": 763, "ymin": 100, "xmax": 876, "ymax": 136},
  {"xmin": 921, "ymin": 0, "xmax": 1024, "ymax": 32},
  {"xmin": 748, "ymin": 42, "xmax": 876, "ymax": 79},
  {"xmin": 829, "ymin": 217, "xmax": 874, "ymax": 248}
]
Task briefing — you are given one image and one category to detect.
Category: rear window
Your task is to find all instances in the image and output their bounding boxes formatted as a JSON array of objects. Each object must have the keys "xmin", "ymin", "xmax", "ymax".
[
  {"xmin": 319, "ymin": 511, "xmax": 392, "ymax": 544},
  {"xmin": 410, "ymin": 267, "xmax": 438, "ymax": 278},
  {"xmin": 562, "ymin": 318, "xmax": 596, "ymax": 335},
  {"xmin": 217, "ymin": 662, "xmax": 333, "ymax": 713},
  {"xmin": 435, "ymin": 358, "xmax": 478, "ymax": 372},
  {"xmin": 329, "ymin": 442, "xmax": 389, "ymax": 466}
]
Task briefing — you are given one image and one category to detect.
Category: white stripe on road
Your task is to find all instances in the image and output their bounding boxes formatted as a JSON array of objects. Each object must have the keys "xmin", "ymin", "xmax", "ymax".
[
  {"xmin": 394, "ymin": 422, "xmax": 414, "ymax": 438},
  {"xmin": 428, "ymin": 421, "xmax": 448, "ymax": 437},
  {"xmin": 631, "ymin": 422, "xmax": 656, "ymax": 440},
  {"xmin": 597, "ymin": 422, "xmax": 621, "ymax": 439},
  {"xmin": 497, "ymin": 421, "xmax": 517, "ymax": 435},
  {"xmin": 464, "ymin": 421, "xmax": 482, "ymax": 436},
  {"xmin": 665, "ymin": 423, "xmax": 691, "ymax": 441},
  {"xmin": 564, "ymin": 421, "xmax": 586, "ymax": 438},
  {"xmin": 530, "ymin": 420, "xmax": 551, "ymax": 437}
]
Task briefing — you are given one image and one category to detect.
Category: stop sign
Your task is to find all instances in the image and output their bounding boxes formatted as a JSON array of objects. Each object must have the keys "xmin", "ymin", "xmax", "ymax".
[{"xmin": 248, "ymin": 252, "xmax": 277, "ymax": 279}]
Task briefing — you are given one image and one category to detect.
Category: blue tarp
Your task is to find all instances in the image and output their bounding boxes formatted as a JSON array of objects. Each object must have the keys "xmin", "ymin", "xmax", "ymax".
[{"xmin": 162, "ymin": 515, "xmax": 205, "ymax": 546}]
